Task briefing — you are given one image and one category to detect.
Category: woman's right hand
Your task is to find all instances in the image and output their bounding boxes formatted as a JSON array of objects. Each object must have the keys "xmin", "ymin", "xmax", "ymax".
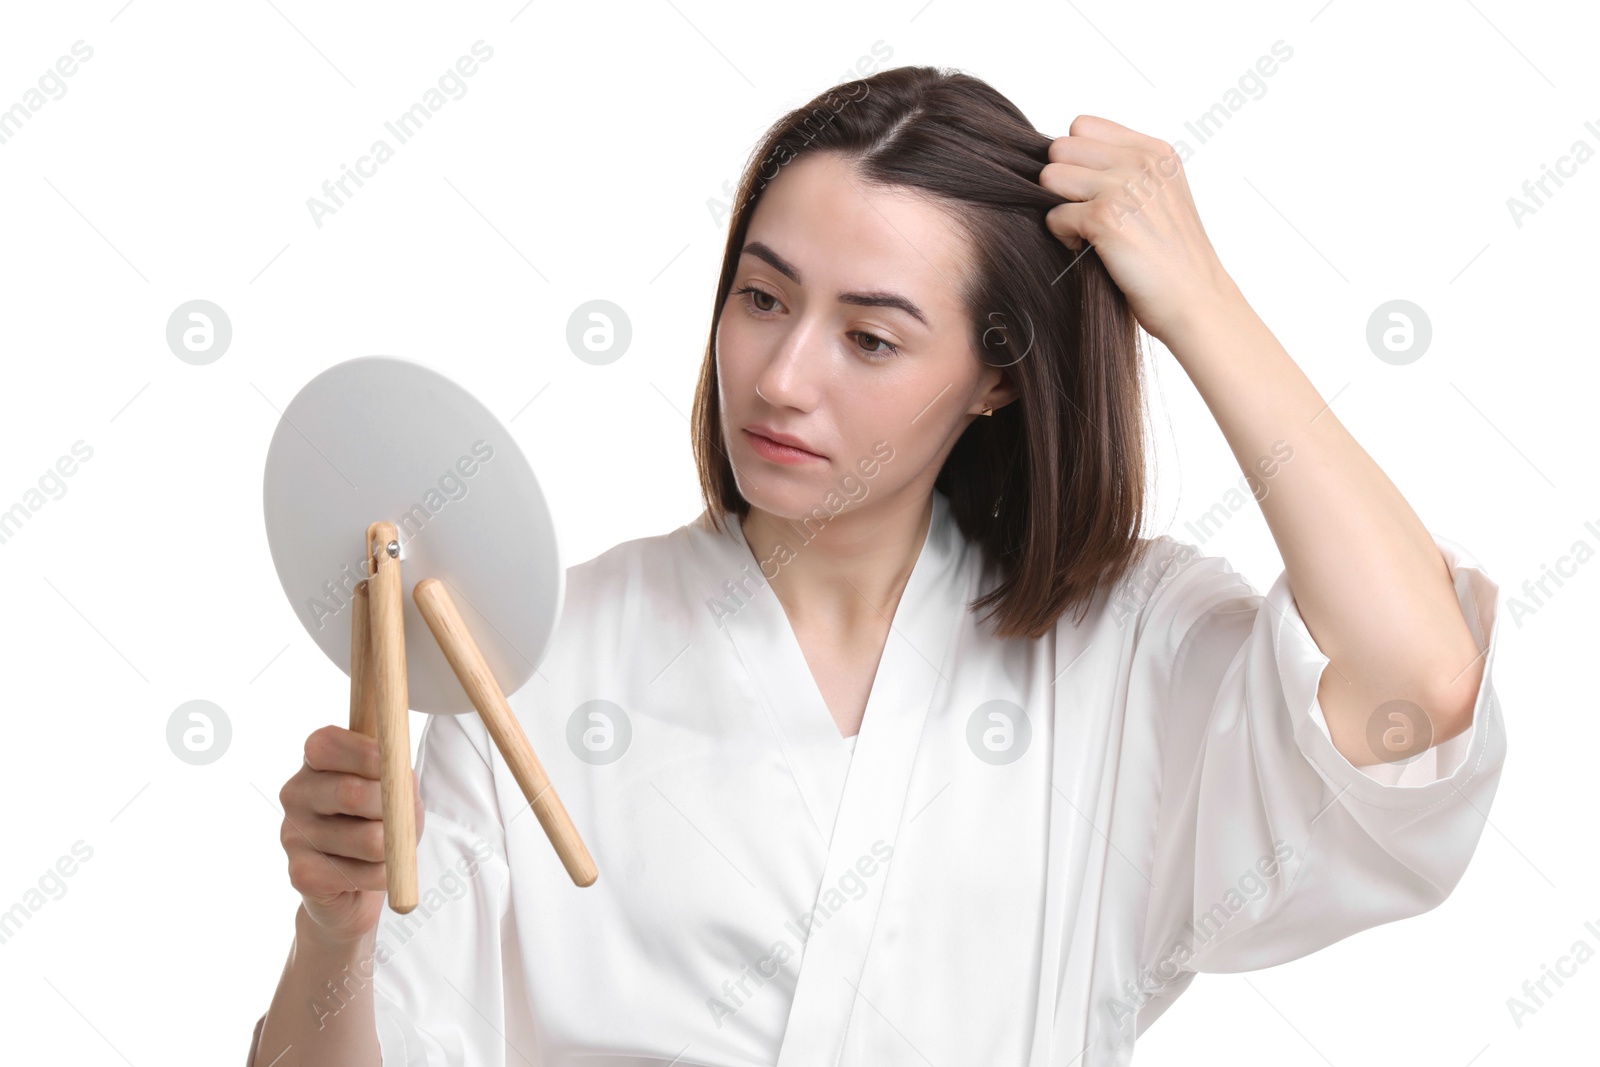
[{"xmin": 279, "ymin": 724, "xmax": 424, "ymax": 946}]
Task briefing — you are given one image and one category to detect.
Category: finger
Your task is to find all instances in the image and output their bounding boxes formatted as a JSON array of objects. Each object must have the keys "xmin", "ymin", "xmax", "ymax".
[
  {"xmin": 304, "ymin": 724, "xmax": 381, "ymax": 779},
  {"xmin": 288, "ymin": 848, "xmax": 389, "ymax": 895},
  {"xmin": 1066, "ymin": 113, "xmax": 1159, "ymax": 150},
  {"xmin": 296, "ymin": 812, "xmax": 388, "ymax": 864},
  {"xmin": 1046, "ymin": 130, "xmax": 1125, "ymax": 169},
  {"xmin": 1043, "ymin": 200, "xmax": 1096, "ymax": 251},
  {"xmin": 283, "ymin": 787, "xmax": 421, "ymax": 862},
  {"xmin": 1039, "ymin": 161, "xmax": 1113, "ymax": 204},
  {"xmin": 305, "ymin": 770, "xmax": 384, "ymax": 819}
]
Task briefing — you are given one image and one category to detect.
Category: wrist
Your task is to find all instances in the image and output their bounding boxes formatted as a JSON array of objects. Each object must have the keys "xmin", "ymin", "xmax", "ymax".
[
  {"xmin": 1157, "ymin": 269, "xmax": 1255, "ymax": 356},
  {"xmin": 295, "ymin": 901, "xmax": 378, "ymax": 961}
]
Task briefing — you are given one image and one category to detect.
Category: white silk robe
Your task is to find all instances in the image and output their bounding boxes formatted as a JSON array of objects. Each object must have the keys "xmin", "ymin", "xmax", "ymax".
[{"xmin": 250, "ymin": 487, "xmax": 1505, "ymax": 1066}]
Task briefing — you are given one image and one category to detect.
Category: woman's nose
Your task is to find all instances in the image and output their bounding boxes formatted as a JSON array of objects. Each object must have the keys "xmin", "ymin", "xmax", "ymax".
[{"xmin": 754, "ymin": 323, "xmax": 824, "ymax": 410}]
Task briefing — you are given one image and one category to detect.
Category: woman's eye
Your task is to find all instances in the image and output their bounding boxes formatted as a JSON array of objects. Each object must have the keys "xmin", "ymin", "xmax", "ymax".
[
  {"xmin": 851, "ymin": 332, "xmax": 900, "ymax": 358},
  {"xmin": 733, "ymin": 285, "xmax": 779, "ymax": 313}
]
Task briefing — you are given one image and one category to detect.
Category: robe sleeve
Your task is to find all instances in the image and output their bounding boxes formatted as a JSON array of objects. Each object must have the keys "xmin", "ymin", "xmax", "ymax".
[
  {"xmin": 370, "ymin": 710, "xmax": 515, "ymax": 1066},
  {"xmin": 1132, "ymin": 532, "xmax": 1505, "ymax": 1025}
]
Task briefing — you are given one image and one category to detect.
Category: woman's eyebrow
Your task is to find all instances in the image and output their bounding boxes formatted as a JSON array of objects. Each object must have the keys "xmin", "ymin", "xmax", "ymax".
[{"xmin": 741, "ymin": 241, "xmax": 929, "ymax": 328}]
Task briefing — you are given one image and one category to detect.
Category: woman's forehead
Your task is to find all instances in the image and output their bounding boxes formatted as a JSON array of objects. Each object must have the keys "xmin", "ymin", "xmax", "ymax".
[{"xmin": 745, "ymin": 153, "xmax": 973, "ymax": 300}]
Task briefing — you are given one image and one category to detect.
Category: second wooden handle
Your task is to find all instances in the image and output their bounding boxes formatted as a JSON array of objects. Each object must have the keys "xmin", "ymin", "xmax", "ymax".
[{"xmin": 413, "ymin": 577, "xmax": 598, "ymax": 888}]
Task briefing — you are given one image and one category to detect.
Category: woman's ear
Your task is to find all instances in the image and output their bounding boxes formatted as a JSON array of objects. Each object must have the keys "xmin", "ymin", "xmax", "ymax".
[{"xmin": 981, "ymin": 367, "xmax": 1020, "ymax": 413}]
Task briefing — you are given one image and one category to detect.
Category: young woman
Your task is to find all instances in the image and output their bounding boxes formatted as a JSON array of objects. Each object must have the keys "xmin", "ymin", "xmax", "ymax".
[{"xmin": 251, "ymin": 65, "xmax": 1504, "ymax": 1066}]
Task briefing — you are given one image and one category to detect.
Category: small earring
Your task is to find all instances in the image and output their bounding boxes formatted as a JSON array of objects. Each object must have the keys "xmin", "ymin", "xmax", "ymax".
[{"xmin": 979, "ymin": 404, "xmax": 993, "ymax": 417}]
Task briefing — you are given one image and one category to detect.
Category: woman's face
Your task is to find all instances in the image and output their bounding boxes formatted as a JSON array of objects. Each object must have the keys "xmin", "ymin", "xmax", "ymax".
[{"xmin": 715, "ymin": 150, "xmax": 1014, "ymax": 522}]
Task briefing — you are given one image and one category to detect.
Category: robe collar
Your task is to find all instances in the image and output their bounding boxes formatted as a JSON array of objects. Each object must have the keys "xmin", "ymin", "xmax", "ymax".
[{"xmin": 689, "ymin": 488, "xmax": 977, "ymax": 1062}]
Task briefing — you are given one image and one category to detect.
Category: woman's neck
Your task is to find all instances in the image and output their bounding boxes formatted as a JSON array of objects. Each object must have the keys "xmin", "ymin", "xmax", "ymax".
[{"xmin": 740, "ymin": 491, "xmax": 933, "ymax": 633}]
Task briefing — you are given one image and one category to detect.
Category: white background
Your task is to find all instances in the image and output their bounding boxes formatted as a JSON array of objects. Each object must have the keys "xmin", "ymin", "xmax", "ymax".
[{"xmin": 0, "ymin": 1, "xmax": 1595, "ymax": 1063}]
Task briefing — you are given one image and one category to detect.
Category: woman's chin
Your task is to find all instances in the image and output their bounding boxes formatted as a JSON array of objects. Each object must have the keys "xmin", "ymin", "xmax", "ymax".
[{"xmin": 731, "ymin": 475, "xmax": 830, "ymax": 524}]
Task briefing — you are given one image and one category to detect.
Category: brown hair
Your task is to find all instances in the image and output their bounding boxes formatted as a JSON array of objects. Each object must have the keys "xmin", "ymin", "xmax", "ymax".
[{"xmin": 690, "ymin": 64, "xmax": 1157, "ymax": 640}]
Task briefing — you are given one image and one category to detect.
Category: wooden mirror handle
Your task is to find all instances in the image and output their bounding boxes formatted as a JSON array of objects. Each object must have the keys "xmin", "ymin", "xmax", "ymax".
[
  {"xmin": 365, "ymin": 521, "xmax": 418, "ymax": 914},
  {"xmin": 414, "ymin": 577, "xmax": 598, "ymax": 888}
]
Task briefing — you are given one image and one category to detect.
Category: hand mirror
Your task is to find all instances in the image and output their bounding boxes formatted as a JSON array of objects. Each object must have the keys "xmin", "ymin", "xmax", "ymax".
[{"xmin": 263, "ymin": 355, "xmax": 595, "ymax": 911}]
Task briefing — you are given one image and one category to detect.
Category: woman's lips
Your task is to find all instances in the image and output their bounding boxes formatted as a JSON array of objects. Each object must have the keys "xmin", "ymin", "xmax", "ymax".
[{"xmin": 741, "ymin": 428, "xmax": 826, "ymax": 464}]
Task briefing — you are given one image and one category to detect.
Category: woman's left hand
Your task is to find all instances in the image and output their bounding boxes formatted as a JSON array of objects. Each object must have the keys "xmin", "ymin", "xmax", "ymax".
[{"xmin": 1039, "ymin": 114, "xmax": 1240, "ymax": 347}]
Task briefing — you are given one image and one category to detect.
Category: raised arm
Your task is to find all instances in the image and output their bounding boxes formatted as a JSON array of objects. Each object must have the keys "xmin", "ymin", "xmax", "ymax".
[{"xmin": 1039, "ymin": 114, "xmax": 1484, "ymax": 767}]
